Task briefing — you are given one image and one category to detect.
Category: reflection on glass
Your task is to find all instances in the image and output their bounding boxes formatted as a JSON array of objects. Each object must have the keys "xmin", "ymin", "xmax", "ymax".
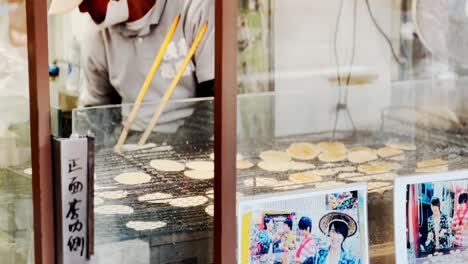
[
  {"xmin": 0, "ymin": 0, "xmax": 34, "ymax": 263},
  {"xmin": 73, "ymin": 99, "xmax": 214, "ymax": 263},
  {"xmin": 236, "ymin": 1, "xmax": 468, "ymax": 263}
]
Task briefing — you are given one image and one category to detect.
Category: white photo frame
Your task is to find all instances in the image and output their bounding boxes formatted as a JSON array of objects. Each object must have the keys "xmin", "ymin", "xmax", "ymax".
[
  {"xmin": 237, "ymin": 183, "xmax": 370, "ymax": 264},
  {"xmin": 394, "ymin": 169, "xmax": 468, "ymax": 264}
]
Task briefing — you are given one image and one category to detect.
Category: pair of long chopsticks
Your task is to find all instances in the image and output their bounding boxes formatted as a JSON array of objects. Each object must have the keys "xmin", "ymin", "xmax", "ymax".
[
  {"xmin": 115, "ymin": 14, "xmax": 181, "ymax": 153},
  {"xmin": 137, "ymin": 21, "xmax": 209, "ymax": 147}
]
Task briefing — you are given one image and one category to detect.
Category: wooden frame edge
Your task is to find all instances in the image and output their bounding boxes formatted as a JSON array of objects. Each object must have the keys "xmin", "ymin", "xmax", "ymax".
[
  {"xmin": 214, "ymin": 0, "xmax": 238, "ymax": 263},
  {"xmin": 26, "ymin": 0, "xmax": 55, "ymax": 263}
]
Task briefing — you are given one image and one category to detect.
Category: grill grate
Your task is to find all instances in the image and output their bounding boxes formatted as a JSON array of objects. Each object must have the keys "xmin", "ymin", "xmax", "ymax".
[{"xmin": 94, "ymin": 126, "xmax": 468, "ymax": 244}]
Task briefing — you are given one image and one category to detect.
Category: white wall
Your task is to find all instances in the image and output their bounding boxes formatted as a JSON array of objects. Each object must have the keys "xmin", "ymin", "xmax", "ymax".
[{"xmin": 274, "ymin": 0, "xmax": 401, "ymax": 136}]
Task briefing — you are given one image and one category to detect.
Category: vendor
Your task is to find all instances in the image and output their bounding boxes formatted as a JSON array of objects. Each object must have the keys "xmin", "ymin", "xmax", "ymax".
[{"xmin": 48, "ymin": 0, "xmax": 214, "ymax": 147}]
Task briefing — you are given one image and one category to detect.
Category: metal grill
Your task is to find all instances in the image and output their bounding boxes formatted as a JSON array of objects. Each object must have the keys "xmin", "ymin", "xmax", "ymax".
[{"xmin": 94, "ymin": 123, "xmax": 468, "ymax": 245}]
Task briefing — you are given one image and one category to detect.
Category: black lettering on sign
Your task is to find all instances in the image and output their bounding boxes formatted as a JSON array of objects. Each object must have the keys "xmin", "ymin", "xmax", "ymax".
[
  {"xmin": 67, "ymin": 236, "xmax": 85, "ymax": 256},
  {"xmin": 68, "ymin": 159, "xmax": 83, "ymax": 173},
  {"xmin": 68, "ymin": 177, "xmax": 84, "ymax": 194},
  {"xmin": 66, "ymin": 199, "xmax": 82, "ymax": 220}
]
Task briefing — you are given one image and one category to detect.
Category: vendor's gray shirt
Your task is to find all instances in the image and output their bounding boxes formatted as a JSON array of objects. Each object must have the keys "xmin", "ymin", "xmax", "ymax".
[{"xmin": 80, "ymin": 0, "xmax": 214, "ymax": 133}]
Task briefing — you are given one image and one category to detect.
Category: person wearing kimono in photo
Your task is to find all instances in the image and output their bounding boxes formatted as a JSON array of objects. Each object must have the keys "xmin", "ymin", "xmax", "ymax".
[{"xmin": 424, "ymin": 197, "xmax": 451, "ymax": 253}]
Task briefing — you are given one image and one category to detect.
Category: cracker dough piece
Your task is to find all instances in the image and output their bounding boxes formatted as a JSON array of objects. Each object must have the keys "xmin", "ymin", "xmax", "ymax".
[
  {"xmin": 23, "ymin": 168, "xmax": 32, "ymax": 175},
  {"xmin": 273, "ymin": 181, "xmax": 305, "ymax": 191},
  {"xmin": 289, "ymin": 171, "xmax": 322, "ymax": 183},
  {"xmin": 209, "ymin": 153, "xmax": 244, "ymax": 161},
  {"xmin": 97, "ymin": 190, "xmax": 128, "ymax": 200},
  {"xmin": 385, "ymin": 142, "xmax": 417, "ymax": 151},
  {"xmin": 186, "ymin": 161, "xmax": 214, "ymax": 171},
  {"xmin": 138, "ymin": 192, "xmax": 173, "ymax": 202},
  {"xmin": 338, "ymin": 172, "xmax": 364, "ymax": 179},
  {"xmin": 149, "ymin": 160, "xmax": 185, "ymax": 172},
  {"xmin": 348, "ymin": 146, "xmax": 377, "ymax": 153},
  {"xmin": 346, "ymin": 173, "xmax": 398, "ymax": 182},
  {"xmin": 237, "ymin": 160, "xmax": 254, "ymax": 170},
  {"xmin": 114, "ymin": 172, "xmax": 152, "ymax": 185},
  {"xmin": 95, "ymin": 205, "xmax": 133, "ymax": 215},
  {"xmin": 416, "ymin": 165, "xmax": 449, "ymax": 173},
  {"xmin": 126, "ymin": 221, "xmax": 167, "ymax": 231},
  {"xmin": 258, "ymin": 161, "xmax": 291, "ymax": 172},
  {"xmin": 286, "ymin": 143, "xmax": 319, "ymax": 160},
  {"xmin": 318, "ymin": 152, "xmax": 347, "ymax": 163},
  {"xmin": 94, "ymin": 197, "xmax": 104, "ymax": 206},
  {"xmin": 168, "ymin": 196, "xmax": 209, "ymax": 208},
  {"xmin": 243, "ymin": 177, "xmax": 279, "ymax": 187},
  {"xmin": 288, "ymin": 161, "xmax": 316, "ymax": 171},
  {"xmin": 184, "ymin": 170, "xmax": 214, "ymax": 180},
  {"xmin": 417, "ymin": 159, "xmax": 448, "ymax": 168},
  {"xmin": 347, "ymin": 150, "xmax": 378, "ymax": 164},
  {"xmin": 314, "ymin": 181, "xmax": 345, "ymax": 189},
  {"xmin": 259, "ymin": 150, "xmax": 291, "ymax": 162},
  {"xmin": 205, "ymin": 205, "xmax": 214, "ymax": 217},
  {"xmin": 389, "ymin": 155, "xmax": 406, "ymax": 161},
  {"xmin": 313, "ymin": 166, "xmax": 356, "ymax": 177},
  {"xmin": 358, "ymin": 162, "xmax": 401, "ymax": 174},
  {"xmin": 377, "ymin": 147, "xmax": 404, "ymax": 158},
  {"xmin": 317, "ymin": 141, "xmax": 347, "ymax": 153}
]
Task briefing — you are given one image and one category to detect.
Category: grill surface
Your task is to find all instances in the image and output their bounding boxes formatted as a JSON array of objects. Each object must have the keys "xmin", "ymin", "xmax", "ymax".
[{"xmin": 94, "ymin": 125, "xmax": 468, "ymax": 245}]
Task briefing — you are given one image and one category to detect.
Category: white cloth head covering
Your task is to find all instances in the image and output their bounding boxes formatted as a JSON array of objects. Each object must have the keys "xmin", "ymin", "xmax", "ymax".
[{"xmin": 49, "ymin": 0, "xmax": 83, "ymax": 15}]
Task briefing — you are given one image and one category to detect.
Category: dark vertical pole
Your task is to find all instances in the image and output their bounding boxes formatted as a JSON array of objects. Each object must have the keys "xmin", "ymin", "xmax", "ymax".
[
  {"xmin": 214, "ymin": 0, "xmax": 238, "ymax": 263},
  {"xmin": 25, "ymin": 0, "xmax": 55, "ymax": 263}
]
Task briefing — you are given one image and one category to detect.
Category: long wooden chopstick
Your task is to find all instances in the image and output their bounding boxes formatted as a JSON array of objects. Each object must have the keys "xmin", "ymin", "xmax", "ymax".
[
  {"xmin": 114, "ymin": 14, "xmax": 181, "ymax": 153},
  {"xmin": 137, "ymin": 21, "xmax": 209, "ymax": 146}
]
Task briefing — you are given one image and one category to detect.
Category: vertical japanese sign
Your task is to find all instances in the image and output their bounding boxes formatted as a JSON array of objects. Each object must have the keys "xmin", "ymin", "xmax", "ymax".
[{"xmin": 53, "ymin": 137, "xmax": 93, "ymax": 264}]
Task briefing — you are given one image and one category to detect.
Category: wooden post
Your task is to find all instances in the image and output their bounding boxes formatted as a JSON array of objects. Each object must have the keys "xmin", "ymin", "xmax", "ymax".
[
  {"xmin": 25, "ymin": 0, "xmax": 55, "ymax": 263},
  {"xmin": 214, "ymin": 0, "xmax": 238, "ymax": 263}
]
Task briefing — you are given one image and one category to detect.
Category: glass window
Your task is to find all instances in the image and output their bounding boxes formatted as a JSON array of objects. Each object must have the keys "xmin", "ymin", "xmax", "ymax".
[
  {"xmin": 0, "ymin": 0, "xmax": 34, "ymax": 263},
  {"xmin": 236, "ymin": 1, "xmax": 468, "ymax": 263}
]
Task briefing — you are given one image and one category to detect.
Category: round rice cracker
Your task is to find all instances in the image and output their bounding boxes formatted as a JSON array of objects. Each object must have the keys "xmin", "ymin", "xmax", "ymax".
[
  {"xmin": 169, "ymin": 196, "xmax": 209, "ymax": 208},
  {"xmin": 288, "ymin": 161, "xmax": 316, "ymax": 171},
  {"xmin": 138, "ymin": 192, "xmax": 173, "ymax": 203},
  {"xmin": 289, "ymin": 171, "xmax": 322, "ymax": 184},
  {"xmin": 337, "ymin": 172, "xmax": 364, "ymax": 179},
  {"xmin": 314, "ymin": 181, "xmax": 346, "ymax": 189},
  {"xmin": 114, "ymin": 172, "xmax": 152, "ymax": 185},
  {"xmin": 126, "ymin": 221, "xmax": 167, "ymax": 231},
  {"xmin": 345, "ymin": 173, "xmax": 398, "ymax": 182},
  {"xmin": 205, "ymin": 205, "xmax": 214, "ymax": 217},
  {"xmin": 347, "ymin": 150, "xmax": 378, "ymax": 164},
  {"xmin": 416, "ymin": 165, "xmax": 449, "ymax": 173},
  {"xmin": 286, "ymin": 143, "xmax": 319, "ymax": 160},
  {"xmin": 377, "ymin": 147, "xmax": 404, "ymax": 158},
  {"xmin": 273, "ymin": 181, "xmax": 305, "ymax": 191},
  {"xmin": 243, "ymin": 177, "xmax": 279, "ymax": 187},
  {"xmin": 184, "ymin": 170, "xmax": 214, "ymax": 180},
  {"xmin": 358, "ymin": 162, "xmax": 401, "ymax": 174},
  {"xmin": 318, "ymin": 152, "xmax": 347, "ymax": 163},
  {"xmin": 259, "ymin": 150, "xmax": 291, "ymax": 162},
  {"xmin": 258, "ymin": 161, "xmax": 291, "ymax": 172},
  {"xmin": 149, "ymin": 159, "xmax": 185, "ymax": 172},
  {"xmin": 317, "ymin": 141, "xmax": 347, "ymax": 154},
  {"xmin": 97, "ymin": 190, "xmax": 128, "ymax": 200},
  {"xmin": 186, "ymin": 161, "xmax": 214, "ymax": 171},
  {"xmin": 385, "ymin": 142, "xmax": 417, "ymax": 151},
  {"xmin": 237, "ymin": 160, "xmax": 255, "ymax": 170},
  {"xmin": 416, "ymin": 159, "xmax": 448, "ymax": 168},
  {"xmin": 367, "ymin": 182, "xmax": 393, "ymax": 193},
  {"xmin": 348, "ymin": 146, "xmax": 377, "ymax": 153},
  {"xmin": 95, "ymin": 205, "xmax": 133, "ymax": 215}
]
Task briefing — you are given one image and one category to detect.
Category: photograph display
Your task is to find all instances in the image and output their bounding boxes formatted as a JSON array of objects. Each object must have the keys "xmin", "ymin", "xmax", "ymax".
[{"xmin": 238, "ymin": 184, "xmax": 369, "ymax": 264}]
